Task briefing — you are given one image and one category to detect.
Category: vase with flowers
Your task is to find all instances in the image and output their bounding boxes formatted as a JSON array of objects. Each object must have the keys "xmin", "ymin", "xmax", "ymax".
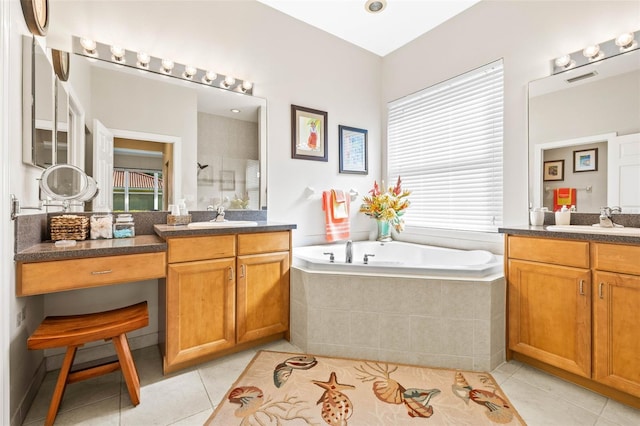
[{"xmin": 359, "ymin": 176, "xmax": 411, "ymax": 241}]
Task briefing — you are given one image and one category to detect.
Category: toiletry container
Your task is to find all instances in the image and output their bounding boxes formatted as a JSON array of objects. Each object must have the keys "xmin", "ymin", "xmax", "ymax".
[
  {"xmin": 113, "ymin": 214, "xmax": 135, "ymax": 238},
  {"xmin": 555, "ymin": 206, "xmax": 571, "ymax": 225},
  {"xmin": 530, "ymin": 207, "xmax": 547, "ymax": 226},
  {"xmin": 90, "ymin": 214, "xmax": 113, "ymax": 239}
]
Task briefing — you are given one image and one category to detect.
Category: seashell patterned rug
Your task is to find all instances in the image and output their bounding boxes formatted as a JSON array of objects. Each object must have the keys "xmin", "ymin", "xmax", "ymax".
[{"xmin": 205, "ymin": 350, "xmax": 526, "ymax": 425}]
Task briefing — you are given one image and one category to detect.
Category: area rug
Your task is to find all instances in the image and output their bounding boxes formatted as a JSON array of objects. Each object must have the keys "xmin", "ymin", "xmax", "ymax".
[{"xmin": 205, "ymin": 350, "xmax": 526, "ymax": 425}]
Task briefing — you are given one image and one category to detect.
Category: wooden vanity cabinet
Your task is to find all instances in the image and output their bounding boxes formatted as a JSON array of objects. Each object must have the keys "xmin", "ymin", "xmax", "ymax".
[
  {"xmin": 507, "ymin": 236, "xmax": 591, "ymax": 377},
  {"xmin": 506, "ymin": 235, "xmax": 640, "ymax": 406},
  {"xmin": 163, "ymin": 231, "xmax": 291, "ymax": 373},
  {"xmin": 592, "ymin": 243, "xmax": 640, "ymax": 398}
]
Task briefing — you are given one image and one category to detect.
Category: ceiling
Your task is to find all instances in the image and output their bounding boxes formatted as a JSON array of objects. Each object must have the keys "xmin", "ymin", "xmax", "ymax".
[{"xmin": 257, "ymin": 0, "xmax": 481, "ymax": 57}]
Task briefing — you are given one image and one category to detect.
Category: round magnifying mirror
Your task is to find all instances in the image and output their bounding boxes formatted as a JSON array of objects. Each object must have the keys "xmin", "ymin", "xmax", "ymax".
[{"xmin": 39, "ymin": 164, "xmax": 97, "ymax": 201}]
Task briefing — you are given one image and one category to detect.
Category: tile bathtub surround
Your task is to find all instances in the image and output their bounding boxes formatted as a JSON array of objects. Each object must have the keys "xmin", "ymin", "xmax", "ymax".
[
  {"xmin": 290, "ymin": 268, "xmax": 506, "ymax": 371},
  {"xmin": 21, "ymin": 340, "xmax": 640, "ymax": 426}
]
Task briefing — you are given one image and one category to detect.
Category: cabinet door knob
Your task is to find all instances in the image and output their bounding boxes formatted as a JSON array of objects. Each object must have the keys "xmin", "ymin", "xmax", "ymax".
[
  {"xmin": 579, "ymin": 279, "xmax": 585, "ymax": 295},
  {"xmin": 229, "ymin": 267, "xmax": 234, "ymax": 281},
  {"xmin": 91, "ymin": 269, "xmax": 112, "ymax": 275},
  {"xmin": 239, "ymin": 264, "xmax": 246, "ymax": 278}
]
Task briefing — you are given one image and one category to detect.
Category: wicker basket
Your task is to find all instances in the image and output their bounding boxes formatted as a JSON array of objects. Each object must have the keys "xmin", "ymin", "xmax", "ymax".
[
  {"xmin": 50, "ymin": 215, "xmax": 89, "ymax": 241},
  {"xmin": 166, "ymin": 214, "xmax": 191, "ymax": 226}
]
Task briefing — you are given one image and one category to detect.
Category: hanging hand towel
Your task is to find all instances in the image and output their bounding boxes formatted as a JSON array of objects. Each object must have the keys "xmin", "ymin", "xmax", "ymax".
[
  {"xmin": 332, "ymin": 190, "xmax": 348, "ymax": 219},
  {"xmin": 322, "ymin": 190, "xmax": 350, "ymax": 242},
  {"xmin": 553, "ymin": 187, "xmax": 576, "ymax": 211}
]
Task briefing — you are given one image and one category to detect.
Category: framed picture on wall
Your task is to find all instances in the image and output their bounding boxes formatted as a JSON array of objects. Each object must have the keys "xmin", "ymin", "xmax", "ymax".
[
  {"xmin": 543, "ymin": 160, "xmax": 564, "ymax": 181},
  {"xmin": 221, "ymin": 170, "xmax": 235, "ymax": 190},
  {"xmin": 338, "ymin": 125, "xmax": 368, "ymax": 174},
  {"xmin": 573, "ymin": 148, "xmax": 598, "ymax": 172},
  {"xmin": 291, "ymin": 105, "xmax": 328, "ymax": 161}
]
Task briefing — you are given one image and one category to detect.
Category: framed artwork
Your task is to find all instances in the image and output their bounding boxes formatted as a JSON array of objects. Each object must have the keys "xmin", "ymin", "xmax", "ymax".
[
  {"xmin": 573, "ymin": 148, "xmax": 598, "ymax": 172},
  {"xmin": 338, "ymin": 125, "xmax": 368, "ymax": 174},
  {"xmin": 543, "ymin": 160, "xmax": 564, "ymax": 181},
  {"xmin": 221, "ymin": 170, "xmax": 235, "ymax": 190},
  {"xmin": 291, "ymin": 105, "xmax": 328, "ymax": 161}
]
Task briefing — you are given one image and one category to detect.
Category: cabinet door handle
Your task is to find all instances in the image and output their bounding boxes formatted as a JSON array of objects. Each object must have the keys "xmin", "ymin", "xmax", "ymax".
[
  {"xmin": 598, "ymin": 282, "xmax": 605, "ymax": 299},
  {"xmin": 239, "ymin": 264, "xmax": 246, "ymax": 278},
  {"xmin": 579, "ymin": 280, "xmax": 585, "ymax": 295},
  {"xmin": 229, "ymin": 267, "xmax": 234, "ymax": 281},
  {"xmin": 91, "ymin": 269, "xmax": 112, "ymax": 275}
]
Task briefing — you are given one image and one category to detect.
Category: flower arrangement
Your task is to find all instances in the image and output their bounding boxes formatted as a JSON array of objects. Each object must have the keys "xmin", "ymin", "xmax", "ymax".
[{"xmin": 360, "ymin": 176, "xmax": 411, "ymax": 232}]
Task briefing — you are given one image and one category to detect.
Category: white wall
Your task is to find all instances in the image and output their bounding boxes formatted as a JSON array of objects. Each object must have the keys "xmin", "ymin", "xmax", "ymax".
[{"xmin": 382, "ymin": 0, "xmax": 640, "ymax": 238}]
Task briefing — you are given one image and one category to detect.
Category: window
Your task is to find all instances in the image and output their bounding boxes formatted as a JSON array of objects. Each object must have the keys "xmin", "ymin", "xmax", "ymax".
[
  {"xmin": 387, "ymin": 60, "xmax": 504, "ymax": 232},
  {"xmin": 113, "ymin": 168, "xmax": 163, "ymax": 211}
]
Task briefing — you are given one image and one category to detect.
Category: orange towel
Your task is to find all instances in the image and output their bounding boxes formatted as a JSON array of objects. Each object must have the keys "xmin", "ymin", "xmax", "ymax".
[
  {"xmin": 553, "ymin": 188, "xmax": 576, "ymax": 211},
  {"xmin": 322, "ymin": 190, "xmax": 350, "ymax": 242}
]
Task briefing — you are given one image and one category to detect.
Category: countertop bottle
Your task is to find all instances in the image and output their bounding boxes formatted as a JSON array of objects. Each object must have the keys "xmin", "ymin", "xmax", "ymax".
[{"xmin": 113, "ymin": 214, "xmax": 135, "ymax": 238}]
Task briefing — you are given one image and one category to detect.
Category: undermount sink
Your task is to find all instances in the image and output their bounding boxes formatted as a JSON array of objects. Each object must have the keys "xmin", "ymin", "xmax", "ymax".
[
  {"xmin": 187, "ymin": 220, "xmax": 258, "ymax": 228},
  {"xmin": 547, "ymin": 225, "xmax": 640, "ymax": 237}
]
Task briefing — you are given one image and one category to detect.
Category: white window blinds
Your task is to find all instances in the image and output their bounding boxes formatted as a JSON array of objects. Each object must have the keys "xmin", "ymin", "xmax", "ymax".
[{"xmin": 387, "ymin": 60, "xmax": 504, "ymax": 232}]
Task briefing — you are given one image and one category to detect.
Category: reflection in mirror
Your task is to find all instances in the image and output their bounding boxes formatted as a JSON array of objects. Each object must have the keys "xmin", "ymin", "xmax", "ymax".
[
  {"xmin": 529, "ymin": 49, "xmax": 640, "ymax": 213},
  {"xmin": 22, "ymin": 36, "xmax": 55, "ymax": 168},
  {"xmin": 55, "ymin": 78, "xmax": 69, "ymax": 165},
  {"xmin": 65, "ymin": 52, "xmax": 266, "ymax": 212}
]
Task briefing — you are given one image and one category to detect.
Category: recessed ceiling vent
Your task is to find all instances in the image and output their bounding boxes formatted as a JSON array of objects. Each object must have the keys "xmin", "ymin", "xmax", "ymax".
[{"xmin": 566, "ymin": 71, "xmax": 598, "ymax": 83}]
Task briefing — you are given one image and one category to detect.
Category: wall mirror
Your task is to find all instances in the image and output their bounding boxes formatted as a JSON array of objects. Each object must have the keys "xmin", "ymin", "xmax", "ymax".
[
  {"xmin": 40, "ymin": 164, "xmax": 97, "ymax": 202},
  {"xmin": 528, "ymin": 48, "xmax": 640, "ymax": 213},
  {"xmin": 63, "ymin": 45, "xmax": 266, "ymax": 213}
]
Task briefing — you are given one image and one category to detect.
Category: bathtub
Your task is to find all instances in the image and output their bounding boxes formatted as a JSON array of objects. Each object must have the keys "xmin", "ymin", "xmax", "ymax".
[
  {"xmin": 293, "ymin": 240, "xmax": 502, "ymax": 279},
  {"xmin": 290, "ymin": 240, "xmax": 506, "ymax": 371}
]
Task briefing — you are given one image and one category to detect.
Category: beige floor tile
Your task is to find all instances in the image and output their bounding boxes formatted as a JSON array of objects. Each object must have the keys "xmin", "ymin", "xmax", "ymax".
[
  {"xmin": 120, "ymin": 370, "xmax": 211, "ymax": 426},
  {"xmin": 599, "ymin": 399, "xmax": 640, "ymax": 425},
  {"xmin": 500, "ymin": 376, "xmax": 599, "ymax": 426},
  {"xmin": 24, "ymin": 396, "xmax": 121, "ymax": 426},
  {"xmin": 511, "ymin": 365, "xmax": 607, "ymax": 415},
  {"xmin": 169, "ymin": 409, "xmax": 214, "ymax": 426}
]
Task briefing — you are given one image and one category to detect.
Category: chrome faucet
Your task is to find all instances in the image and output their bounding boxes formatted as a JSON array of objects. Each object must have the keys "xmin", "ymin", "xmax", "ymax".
[
  {"xmin": 345, "ymin": 240, "xmax": 353, "ymax": 264},
  {"xmin": 599, "ymin": 206, "xmax": 621, "ymax": 228},
  {"xmin": 214, "ymin": 205, "xmax": 226, "ymax": 222}
]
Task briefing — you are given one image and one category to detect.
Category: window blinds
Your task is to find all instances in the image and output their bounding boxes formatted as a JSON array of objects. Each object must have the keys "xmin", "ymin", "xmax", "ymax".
[{"xmin": 387, "ymin": 60, "xmax": 504, "ymax": 232}]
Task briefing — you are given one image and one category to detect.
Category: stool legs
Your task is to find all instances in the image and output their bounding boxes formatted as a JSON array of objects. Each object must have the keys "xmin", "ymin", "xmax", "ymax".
[
  {"xmin": 46, "ymin": 345, "xmax": 78, "ymax": 426},
  {"xmin": 112, "ymin": 333, "xmax": 141, "ymax": 406}
]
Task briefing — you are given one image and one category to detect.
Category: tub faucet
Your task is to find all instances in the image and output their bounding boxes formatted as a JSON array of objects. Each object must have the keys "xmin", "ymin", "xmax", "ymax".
[
  {"xmin": 345, "ymin": 240, "xmax": 353, "ymax": 264},
  {"xmin": 599, "ymin": 206, "xmax": 621, "ymax": 227}
]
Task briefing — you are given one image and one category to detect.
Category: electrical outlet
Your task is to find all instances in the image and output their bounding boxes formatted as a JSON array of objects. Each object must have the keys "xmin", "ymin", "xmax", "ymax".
[
  {"xmin": 16, "ymin": 312, "xmax": 22, "ymax": 327},
  {"xmin": 21, "ymin": 306, "xmax": 26, "ymax": 322}
]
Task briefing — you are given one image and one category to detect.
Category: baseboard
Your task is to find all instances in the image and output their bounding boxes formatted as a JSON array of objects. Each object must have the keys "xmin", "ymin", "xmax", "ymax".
[{"xmin": 11, "ymin": 359, "xmax": 46, "ymax": 426}]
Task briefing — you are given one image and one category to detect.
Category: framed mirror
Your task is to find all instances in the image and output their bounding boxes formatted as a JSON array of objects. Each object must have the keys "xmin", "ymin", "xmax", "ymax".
[
  {"xmin": 39, "ymin": 164, "xmax": 97, "ymax": 202},
  {"xmin": 22, "ymin": 35, "xmax": 55, "ymax": 169},
  {"xmin": 528, "ymin": 49, "xmax": 640, "ymax": 213},
  {"xmin": 63, "ymin": 46, "xmax": 267, "ymax": 212}
]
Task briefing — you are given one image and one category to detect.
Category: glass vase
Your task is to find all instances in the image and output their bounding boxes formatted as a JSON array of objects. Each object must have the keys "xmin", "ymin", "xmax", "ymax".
[{"xmin": 376, "ymin": 219, "xmax": 392, "ymax": 242}]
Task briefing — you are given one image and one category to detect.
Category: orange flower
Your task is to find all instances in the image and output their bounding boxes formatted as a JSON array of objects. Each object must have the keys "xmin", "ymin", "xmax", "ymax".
[{"xmin": 359, "ymin": 176, "xmax": 411, "ymax": 232}]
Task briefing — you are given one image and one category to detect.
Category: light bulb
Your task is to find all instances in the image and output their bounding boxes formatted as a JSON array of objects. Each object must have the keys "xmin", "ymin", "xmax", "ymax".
[
  {"xmin": 183, "ymin": 65, "xmax": 197, "ymax": 79},
  {"xmin": 202, "ymin": 70, "xmax": 217, "ymax": 84},
  {"xmin": 161, "ymin": 59, "xmax": 174, "ymax": 74},
  {"xmin": 615, "ymin": 32, "xmax": 637, "ymax": 51},
  {"xmin": 110, "ymin": 45, "xmax": 125, "ymax": 62},
  {"xmin": 80, "ymin": 38, "xmax": 97, "ymax": 54},
  {"xmin": 583, "ymin": 44, "xmax": 601, "ymax": 60},
  {"xmin": 554, "ymin": 55, "xmax": 572, "ymax": 68},
  {"xmin": 137, "ymin": 52, "xmax": 150, "ymax": 68},
  {"xmin": 222, "ymin": 76, "xmax": 236, "ymax": 88},
  {"xmin": 241, "ymin": 80, "xmax": 253, "ymax": 91}
]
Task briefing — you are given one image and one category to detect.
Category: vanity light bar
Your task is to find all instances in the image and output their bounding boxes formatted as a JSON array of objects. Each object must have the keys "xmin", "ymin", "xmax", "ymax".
[
  {"xmin": 71, "ymin": 36, "xmax": 253, "ymax": 95},
  {"xmin": 552, "ymin": 30, "xmax": 639, "ymax": 75}
]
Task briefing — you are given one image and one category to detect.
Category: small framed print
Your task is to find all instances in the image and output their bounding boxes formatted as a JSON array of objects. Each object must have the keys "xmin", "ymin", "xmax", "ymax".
[
  {"xmin": 338, "ymin": 125, "xmax": 368, "ymax": 174},
  {"xmin": 221, "ymin": 170, "xmax": 235, "ymax": 191},
  {"xmin": 291, "ymin": 105, "xmax": 328, "ymax": 161},
  {"xmin": 543, "ymin": 160, "xmax": 564, "ymax": 181},
  {"xmin": 573, "ymin": 148, "xmax": 598, "ymax": 173}
]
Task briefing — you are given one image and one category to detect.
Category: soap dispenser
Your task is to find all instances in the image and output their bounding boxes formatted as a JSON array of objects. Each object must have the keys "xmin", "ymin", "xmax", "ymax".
[{"xmin": 555, "ymin": 205, "xmax": 571, "ymax": 225}]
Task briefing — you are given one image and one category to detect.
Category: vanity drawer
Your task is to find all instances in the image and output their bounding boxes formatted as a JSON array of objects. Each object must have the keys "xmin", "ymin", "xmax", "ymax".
[
  {"xmin": 508, "ymin": 235, "xmax": 589, "ymax": 268},
  {"xmin": 167, "ymin": 235, "xmax": 236, "ymax": 263},
  {"xmin": 592, "ymin": 243, "xmax": 640, "ymax": 275},
  {"xmin": 17, "ymin": 252, "xmax": 166, "ymax": 296},
  {"xmin": 238, "ymin": 231, "xmax": 290, "ymax": 255}
]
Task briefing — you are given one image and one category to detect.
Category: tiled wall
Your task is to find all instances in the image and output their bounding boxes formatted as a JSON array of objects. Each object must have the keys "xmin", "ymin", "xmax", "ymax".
[{"xmin": 290, "ymin": 268, "xmax": 505, "ymax": 371}]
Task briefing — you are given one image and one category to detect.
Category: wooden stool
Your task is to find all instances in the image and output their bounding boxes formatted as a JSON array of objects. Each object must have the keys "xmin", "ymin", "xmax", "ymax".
[{"xmin": 27, "ymin": 301, "xmax": 149, "ymax": 426}]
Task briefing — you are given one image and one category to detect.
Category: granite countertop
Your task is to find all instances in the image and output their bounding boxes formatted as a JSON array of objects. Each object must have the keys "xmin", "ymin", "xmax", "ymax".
[
  {"xmin": 499, "ymin": 225, "xmax": 640, "ymax": 245},
  {"xmin": 153, "ymin": 221, "xmax": 297, "ymax": 238},
  {"xmin": 15, "ymin": 235, "xmax": 167, "ymax": 262}
]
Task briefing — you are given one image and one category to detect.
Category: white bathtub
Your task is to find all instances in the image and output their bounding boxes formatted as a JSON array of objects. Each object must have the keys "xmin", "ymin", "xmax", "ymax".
[{"xmin": 293, "ymin": 240, "xmax": 502, "ymax": 279}]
